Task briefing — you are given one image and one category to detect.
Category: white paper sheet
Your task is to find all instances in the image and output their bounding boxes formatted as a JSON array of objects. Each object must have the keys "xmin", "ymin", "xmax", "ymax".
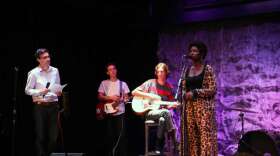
[{"xmin": 49, "ymin": 83, "xmax": 67, "ymax": 93}]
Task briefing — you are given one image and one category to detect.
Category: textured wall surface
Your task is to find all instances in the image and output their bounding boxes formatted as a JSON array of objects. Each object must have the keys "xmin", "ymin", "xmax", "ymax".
[{"xmin": 158, "ymin": 22, "xmax": 280, "ymax": 155}]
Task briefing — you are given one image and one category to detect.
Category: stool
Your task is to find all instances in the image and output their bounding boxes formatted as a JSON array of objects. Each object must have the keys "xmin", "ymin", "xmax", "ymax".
[{"xmin": 145, "ymin": 120, "xmax": 174, "ymax": 156}]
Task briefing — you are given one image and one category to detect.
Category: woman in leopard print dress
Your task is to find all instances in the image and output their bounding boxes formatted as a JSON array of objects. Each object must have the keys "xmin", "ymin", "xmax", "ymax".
[{"xmin": 180, "ymin": 41, "xmax": 218, "ymax": 156}]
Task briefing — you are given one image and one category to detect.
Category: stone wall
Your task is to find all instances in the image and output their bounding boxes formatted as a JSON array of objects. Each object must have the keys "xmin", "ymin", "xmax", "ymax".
[{"xmin": 158, "ymin": 21, "xmax": 280, "ymax": 155}]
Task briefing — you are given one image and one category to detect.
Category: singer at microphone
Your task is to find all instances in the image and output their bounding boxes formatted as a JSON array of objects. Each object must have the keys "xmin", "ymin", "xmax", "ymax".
[
  {"xmin": 24, "ymin": 48, "xmax": 61, "ymax": 156},
  {"xmin": 180, "ymin": 41, "xmax": 218, "ymax": 155}
]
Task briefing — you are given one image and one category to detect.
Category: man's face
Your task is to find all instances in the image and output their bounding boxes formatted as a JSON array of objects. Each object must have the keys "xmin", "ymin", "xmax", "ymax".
[
  {"xmin": 37, "ymin": 52, "xmax": 50, "ymax": 67},
  {"xmin": 107, "ymin": 65, "xmax": 117, "ymax": 78},
  {"xmin": 156, "ymin": 67, "xmax": 167, "ymax": 80}
]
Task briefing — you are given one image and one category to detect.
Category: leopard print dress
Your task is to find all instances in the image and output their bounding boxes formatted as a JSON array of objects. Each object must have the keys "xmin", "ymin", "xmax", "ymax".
[{"xmin": 180, "ymin": 65, "xmax": 218, "ymax": 156}]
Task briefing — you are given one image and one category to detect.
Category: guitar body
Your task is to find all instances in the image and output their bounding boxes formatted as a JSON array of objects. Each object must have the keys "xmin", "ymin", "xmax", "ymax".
[
  {"xmin": 96, "ymin": 100, "xmax": 118, "ymax": 120},
  {"xmin": 132, "ymin": 95, "xmax": 178, "ymax": 115},
  {"xmin": 131, "ymin": 96, "xmax": 160, "ymax": 114},
  {"xmin": 104, "ymin": 102, "xmax": 119, "ymax": 114}
]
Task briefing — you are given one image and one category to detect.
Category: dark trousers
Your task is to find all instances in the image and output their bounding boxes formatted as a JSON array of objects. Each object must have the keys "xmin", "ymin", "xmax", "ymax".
[
  {"xmin": 34, "ymin": 104, "xmax": 59, "ymax": 156},
  {"xmin": 106, "ymin": 114, "xmax": 127, "ymax": 156}
]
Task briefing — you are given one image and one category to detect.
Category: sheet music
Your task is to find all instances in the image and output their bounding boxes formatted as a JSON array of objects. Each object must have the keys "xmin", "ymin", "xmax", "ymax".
[{"xmin": 49, "ymin": 83, "xmax": 67, "ymax": 93}]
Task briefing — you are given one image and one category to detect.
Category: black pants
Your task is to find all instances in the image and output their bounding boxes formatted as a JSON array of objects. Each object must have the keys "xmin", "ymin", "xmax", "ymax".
[
  {"xmin": 106, "ymin": 114, "xmax": 127, "ymax": 156},
  {"xmin": 34, "ymin": 104, "xmax": 59, "ymax": 156}
]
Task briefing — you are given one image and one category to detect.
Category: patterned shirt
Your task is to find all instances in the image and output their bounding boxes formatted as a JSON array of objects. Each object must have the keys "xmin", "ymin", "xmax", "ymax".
[{"xmin": 135, "ymin": 79, "xmax": 174, "ymax": 101}]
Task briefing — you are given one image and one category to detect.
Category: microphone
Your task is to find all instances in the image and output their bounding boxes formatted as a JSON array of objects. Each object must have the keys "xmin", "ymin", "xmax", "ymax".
[
  {"xmin": 43, "ymin": 82, "xmax": 50, "ymax": 98},
  {"xmin": 182, "ymin": 54, "xmax": 192, "ymax": 59},
  {"xmin": 187, "ymin": 53, "xmax": 192, "ymax": 59}
]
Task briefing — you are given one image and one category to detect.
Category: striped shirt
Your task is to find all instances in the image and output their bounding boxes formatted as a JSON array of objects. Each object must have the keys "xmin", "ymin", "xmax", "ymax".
[{"xmin": 136, "ymin": 79, "xmax": 174, "ymax": 101}]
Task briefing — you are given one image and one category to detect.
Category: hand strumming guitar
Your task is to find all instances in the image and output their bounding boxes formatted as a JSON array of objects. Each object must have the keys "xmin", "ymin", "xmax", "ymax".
[
  {"xmin": 148, "ymin": 93, "xmax": 161, "ymax": 101},
  {"xmin": 109, "ymin": 95, "xmax": 121, "ymax": 107},
  {"xmin": 110, "ymin": 95, "xmax": 120, "ymax": 101}
]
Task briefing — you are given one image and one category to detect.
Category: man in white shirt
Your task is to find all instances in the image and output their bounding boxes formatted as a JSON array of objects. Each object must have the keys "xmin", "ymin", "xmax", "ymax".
[
  {"xmin": 25, "ymin": 48, "xmax": 61, "ymax": 156},
  {"xmin": 98, "ymin": 63, "xmax": 130, "ymax": 156}
]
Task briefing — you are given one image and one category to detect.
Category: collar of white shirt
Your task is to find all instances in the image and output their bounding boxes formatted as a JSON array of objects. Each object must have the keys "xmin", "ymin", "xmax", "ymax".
[{"xmin": 38, "ymin": 66, "xmax": 53, "ymax": 73}]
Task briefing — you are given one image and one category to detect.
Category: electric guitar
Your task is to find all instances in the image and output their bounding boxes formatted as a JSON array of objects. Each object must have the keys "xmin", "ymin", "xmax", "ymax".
[
  {"xmin": 131, "ymin": 95, "xmax": 179, "ymax": 115},
  {"xmin": 96, "ymin": 97, "xmax": 131, "ymax": 120}
]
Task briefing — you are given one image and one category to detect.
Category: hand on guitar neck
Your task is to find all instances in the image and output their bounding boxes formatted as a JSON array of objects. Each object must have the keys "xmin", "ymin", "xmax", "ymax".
[{"xmin": 135, "ymin": 92, "xmax": 162, "ymax": 101}]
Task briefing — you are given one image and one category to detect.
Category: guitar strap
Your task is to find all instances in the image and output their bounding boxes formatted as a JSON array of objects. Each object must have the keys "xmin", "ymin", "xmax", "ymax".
[{"xmin": 119, "ymin": 80, "xmax": 123, "ymax": 100}]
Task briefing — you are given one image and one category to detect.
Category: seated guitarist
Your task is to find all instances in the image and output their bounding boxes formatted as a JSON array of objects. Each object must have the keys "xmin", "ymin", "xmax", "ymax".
[
  {"xmin": 132, "ymin": 62, "xmax": 178, "ymax": 155},
  {"xmin": 98, "ymin": 63, "xmax": 130, "ymax": 156}
]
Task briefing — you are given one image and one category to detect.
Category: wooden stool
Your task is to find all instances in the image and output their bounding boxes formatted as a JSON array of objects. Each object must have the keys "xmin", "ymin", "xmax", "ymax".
[{"xmin": 145, "ymin": 120, "xmax": 174, "ymax": 156}]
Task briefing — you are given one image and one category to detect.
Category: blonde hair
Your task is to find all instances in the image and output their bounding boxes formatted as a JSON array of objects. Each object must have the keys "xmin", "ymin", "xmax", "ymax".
[{"xmin": 155, "ymin": 62, "xmax": 170, "ymax": 76}]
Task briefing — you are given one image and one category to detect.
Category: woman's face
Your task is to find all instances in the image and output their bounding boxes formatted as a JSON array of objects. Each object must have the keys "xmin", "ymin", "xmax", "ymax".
[{"xmin": 189, "ymin": 46, "xmax": 201, "ymax": 61}]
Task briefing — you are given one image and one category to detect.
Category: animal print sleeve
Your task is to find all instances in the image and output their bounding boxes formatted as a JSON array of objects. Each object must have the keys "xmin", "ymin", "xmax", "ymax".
[{"xmin": 193, "ymin": 65, "xmax": 217, "ymax": 98}]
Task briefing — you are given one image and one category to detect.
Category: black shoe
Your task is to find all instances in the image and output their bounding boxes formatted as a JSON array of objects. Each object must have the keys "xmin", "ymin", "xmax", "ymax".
[{"xmin": 155, "ymin": 138, "xmax": 164, "ymax": 155}]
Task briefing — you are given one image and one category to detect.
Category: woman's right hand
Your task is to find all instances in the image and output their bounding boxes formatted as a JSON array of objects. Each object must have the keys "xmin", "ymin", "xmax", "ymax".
[{"xmin": 185, "ymin": 91, "xmax": 193, "ymax": 100}]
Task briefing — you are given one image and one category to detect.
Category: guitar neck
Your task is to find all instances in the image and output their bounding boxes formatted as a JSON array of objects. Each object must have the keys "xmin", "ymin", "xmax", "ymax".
[{"xmin": 153, "ymin": 101, "xmax": 176, "ymax": 105}]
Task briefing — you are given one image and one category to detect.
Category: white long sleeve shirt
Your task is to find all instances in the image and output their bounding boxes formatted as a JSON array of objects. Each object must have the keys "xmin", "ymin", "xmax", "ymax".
[{"xmin": 25, "ymin": 66, "xmax": 60, "ymax": 103}]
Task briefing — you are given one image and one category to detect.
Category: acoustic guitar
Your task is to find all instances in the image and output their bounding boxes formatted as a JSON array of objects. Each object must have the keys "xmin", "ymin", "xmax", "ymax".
[{"xmin": 131, "ymin": 95, "xmax": 179, "ymax": 115}]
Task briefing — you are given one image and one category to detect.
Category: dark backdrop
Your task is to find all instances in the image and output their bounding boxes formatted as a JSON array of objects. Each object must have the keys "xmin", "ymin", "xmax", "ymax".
[
  {"xmin": 0, "ymin": 0, "xmax": 160, "ymax": 156},
  {"xmin": 1, "ymin": 26, "xmax": 159, "ymax": 156},
  {"xmin": 2, "ymin": 0, "xmax": 280, "ymax": 156}
]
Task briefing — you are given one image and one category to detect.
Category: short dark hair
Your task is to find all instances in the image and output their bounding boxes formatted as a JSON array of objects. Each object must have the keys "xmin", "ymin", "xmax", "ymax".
[
  {"xmin": 105, "ymin": 62, "xmax": 117, "ymax": 72},
  {"xmin": 188, "ymin": 41, "xmax": 208, "ymax": 60},
  {"xmin": 34, "ymin": 48, "xmax": 49, "ymax": 59}
]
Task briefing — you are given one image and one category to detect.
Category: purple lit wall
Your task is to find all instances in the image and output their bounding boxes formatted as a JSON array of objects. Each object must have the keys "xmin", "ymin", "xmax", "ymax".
[{"xmin": 158, "ymin": 22, "xmax": 280, "ymax": 155}]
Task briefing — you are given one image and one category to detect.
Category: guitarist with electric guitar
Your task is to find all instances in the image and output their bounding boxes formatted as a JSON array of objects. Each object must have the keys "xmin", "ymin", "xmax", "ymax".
[
  {"xmin": 97, "ymin": 63, "xmax": 130, "ymax": 156},
  {"xmin": 132, "ymin": 63, "xmax": 179, "ymax": 155}
]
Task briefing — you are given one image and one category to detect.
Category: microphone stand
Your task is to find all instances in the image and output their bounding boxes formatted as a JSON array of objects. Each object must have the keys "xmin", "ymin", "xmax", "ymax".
[
  {"xmin": 175, "ymin": 56, "xmax": 187, "ymax": 102},
  {"xmin": 12, "ymin": 67, "xmax": 18, "ymax": 156},
  {"xmin": 174, "ymin": 55, "xmax": 188, "ymax": 155}
]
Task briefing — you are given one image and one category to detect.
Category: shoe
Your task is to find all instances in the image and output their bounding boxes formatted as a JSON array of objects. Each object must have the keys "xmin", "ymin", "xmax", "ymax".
[
  {"xmin": 155, "ymin": 138, "xmax": 164, "ymax": 155},
  {"xmin": 155, "ymin": 150, "xmax": 161, "ymax": 155}
]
